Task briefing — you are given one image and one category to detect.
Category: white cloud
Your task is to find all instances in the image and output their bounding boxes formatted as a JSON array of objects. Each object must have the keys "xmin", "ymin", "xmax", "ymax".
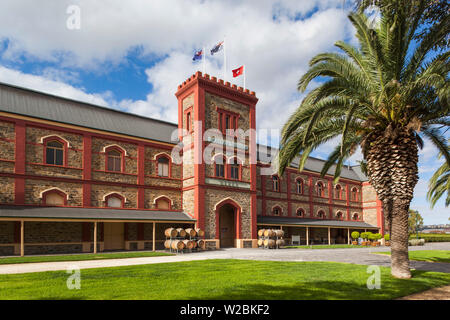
[{"xmin": 0, "ymin": 66, "xmax": 111, "ymax": 106}]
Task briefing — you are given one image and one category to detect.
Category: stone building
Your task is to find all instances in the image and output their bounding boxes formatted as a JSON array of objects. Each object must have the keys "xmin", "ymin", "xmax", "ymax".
[{"xmin": 0, "ymin": 72, "xmax": 383, "ymax": 256}]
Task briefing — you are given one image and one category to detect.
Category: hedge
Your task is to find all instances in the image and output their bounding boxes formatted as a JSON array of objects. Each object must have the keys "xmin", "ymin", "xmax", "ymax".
[{"xmin": 409, "ymin": 233, "xmax": 450, "ymax": 242}]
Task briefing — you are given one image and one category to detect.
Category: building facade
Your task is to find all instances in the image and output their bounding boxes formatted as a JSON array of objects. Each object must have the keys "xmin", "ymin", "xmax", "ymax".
[{"xmin": 0, "ymin": 72, "xmax": 383, "ymax": 256}]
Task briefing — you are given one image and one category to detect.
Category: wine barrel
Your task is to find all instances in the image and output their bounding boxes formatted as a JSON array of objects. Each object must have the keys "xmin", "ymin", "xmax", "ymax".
[
  {"xmin": 171, "ymin": 240, "xmax": 185, "ymax": 250},
  {"xmin": 176, "ymin": 228, "xmax": 187, "ymax": 237},
  {"xmin": 196, "ymin": 239, "xmax": 205, "ymax": 249},
  {"xmin": 257, "ymin": 238, "xmax": 264, "ymax": 246},
  {"xmin": 264, "ymin": 239, "xmax": 276, "ymax": 248},
  {"xmin": 165, "ymin": 228, "xmax": 177, "ymax": 238},
  {"xmin": 195, "ymin": 228, "xmax": 205, "ymax": 237},
  {"xmin": 164, "ymin": 240, "xmax": 172, "ymax": 249},
  {"xmin": 264, "ymin": 229, "xmax": 275, "ymax": 238},
  {"xmin": 191, "ymin": 240, "xmax": 198, "ymax": 248},
  {"xmin": 274, "ymin": 229, "xmax": 284, "ymax": 237},
  {"xmin": 258, "ymin": 229, "xmax": 265, "ymax": 237},
  {"xmin": 276, "ymin": 239, "xmax": 285, "ymax": 247},
  {"xmin": 185, "ymin": 228, "xmax": 197, "ymax": 237},
  {"xmin": 182, "ymin": 240, "xmax": 195, "ymax": 250}
]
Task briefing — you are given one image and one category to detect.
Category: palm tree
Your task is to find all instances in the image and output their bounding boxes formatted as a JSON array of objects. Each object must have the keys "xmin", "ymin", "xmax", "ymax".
[
  {"xmin": 427, "ymin": 151, "xmax": 450, "ymax": 208},
  {"xmin": 278, "ymin": 4, "xmax": 449, "ymax": 278}
]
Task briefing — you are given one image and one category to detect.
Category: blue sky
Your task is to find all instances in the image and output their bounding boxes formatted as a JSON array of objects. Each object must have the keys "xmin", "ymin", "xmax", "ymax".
[{"xmin": 0, "ymin": 0, "xmax": 447, "ymax": 224}]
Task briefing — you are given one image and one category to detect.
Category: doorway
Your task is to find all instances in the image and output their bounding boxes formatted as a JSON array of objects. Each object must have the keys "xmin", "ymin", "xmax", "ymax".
[
  {"xmin": 103, "ymin": 222, "xmax": 124, "ymax": 250},
  {"xmin": 219, "ymin": 204, "xmax": 236, "ymax": 248}
]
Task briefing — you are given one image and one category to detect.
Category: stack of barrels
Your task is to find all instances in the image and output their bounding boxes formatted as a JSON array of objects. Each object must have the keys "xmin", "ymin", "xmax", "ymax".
[
  {"xmin": 164, "ymin": 227, "xmax": 205, "ymax": 252},
  {"xmin": 257, "ymin": 229, "xmax": 285, "ymax": 249}
]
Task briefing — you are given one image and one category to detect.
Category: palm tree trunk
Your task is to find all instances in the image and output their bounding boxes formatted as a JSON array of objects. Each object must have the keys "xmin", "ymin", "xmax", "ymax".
[
  {"xmin": 364, "ymin": 128, "xmax": 418, "ymax": 279},
  {"xmin": 390, "ymin": 198, "xmax": 411, "ymax": 278}
]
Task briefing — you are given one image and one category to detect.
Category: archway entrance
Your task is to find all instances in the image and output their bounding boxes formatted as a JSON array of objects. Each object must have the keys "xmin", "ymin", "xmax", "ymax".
[{"xmin": 218, "ymin": 204, "xmax": 236, "ymax": 248}]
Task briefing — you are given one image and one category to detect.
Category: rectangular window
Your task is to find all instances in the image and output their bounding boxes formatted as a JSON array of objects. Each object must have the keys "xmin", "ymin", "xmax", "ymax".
[
  {"xmin": 230, "ymin": 165, "xmax": 239, "ymax": 179},
  {"xmin": 215, "ymin": 163, "xmax": 224, "ymax": 177},
  {"xmin": 158, "ymin": 163, "xmax": 169, "ymax": 177},
  {"xmin": 225, "ymin": 115, "xmax": 230, "ymax": 130}
]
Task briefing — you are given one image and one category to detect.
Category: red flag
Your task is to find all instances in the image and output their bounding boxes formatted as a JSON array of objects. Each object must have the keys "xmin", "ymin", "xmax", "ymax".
[{"xmin": 232, "ymin": 66, "xmax": 244, "ymax": 77}]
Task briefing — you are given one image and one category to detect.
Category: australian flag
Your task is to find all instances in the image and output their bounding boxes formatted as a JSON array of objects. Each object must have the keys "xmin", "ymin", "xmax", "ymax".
[
  {"xmin": 192, "ymin": 49, "xmax": 203, "ymax": 61},
  {"xmin": 210, "ymin": 41, "xmax": 223, "ymax": 55}
]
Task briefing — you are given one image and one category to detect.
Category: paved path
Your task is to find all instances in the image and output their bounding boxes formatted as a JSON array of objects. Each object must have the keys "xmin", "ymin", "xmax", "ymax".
[
  {"xmin": 397, "ymin": 285, "xmax": 450, "ymax": 300},
  {"xmin": 0, "ymin": 242, "xmax": 448, "ymax": 275}
]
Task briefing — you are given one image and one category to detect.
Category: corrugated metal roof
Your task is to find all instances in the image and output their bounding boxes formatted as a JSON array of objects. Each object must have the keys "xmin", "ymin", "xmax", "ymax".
[
  {"xmin": 257, "ymin": 144, "xmax": 366, "ymax": 181},
  {"xmin": 257, "ymin": 216, "xmax": 378, "ymax": 229},
  {"xmin": 0, "ymin": 206, "xmax": 195, "ymax": 222},
  {"xmin": 0, "ymin": 82, "xmax": 178, "ymax": 144}
]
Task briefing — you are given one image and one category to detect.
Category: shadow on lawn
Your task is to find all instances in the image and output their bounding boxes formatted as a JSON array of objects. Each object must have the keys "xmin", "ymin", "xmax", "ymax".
[{"xmin": 186, "ymin": 270, "xmax": 448, "ymax": 300}]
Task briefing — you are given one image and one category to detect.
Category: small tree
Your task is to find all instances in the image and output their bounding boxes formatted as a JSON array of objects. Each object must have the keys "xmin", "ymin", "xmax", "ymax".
[
  {"xmin": 384, "ymin": 234, "xmax": 390, "ymax": 241},
  {"xmin": 351, "ymin": 231, "xmax": 360, "ymax": 240},
  {"xmin": 408, "ymin": 209, "xmax": 424, "ymax": 236}
]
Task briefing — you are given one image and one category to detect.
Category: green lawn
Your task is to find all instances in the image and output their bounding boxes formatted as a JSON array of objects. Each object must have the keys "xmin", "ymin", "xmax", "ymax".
[
  {"xmin": 0, "ymin": 259, "xmax": 449, "ymax": 300},
  {"xmin": 285, "ymin": 244, "xmax": 366, "ymax": 249},
  {"xmin": 0, "ymin": 251, "xmax": 173, "ymax": 265},
  {"xmin": 375, "ymin": 250, "xmax": 450, "ymax": 263}
]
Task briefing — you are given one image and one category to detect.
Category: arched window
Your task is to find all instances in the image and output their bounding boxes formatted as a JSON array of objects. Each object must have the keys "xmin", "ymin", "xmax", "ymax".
[
  {"xmin": 317, "ymin": 182, "xmax": 325, "ymax": 197},
  {"xmin": 42, "ymin": 189, "xmax": 67, "ymax": 206},
  {"xmin": 272, "ymin": 206, "xmax": 281, "ymax": 216},
  {"xmin": 157, "ymin": 156, "xmax": 170, "ymax": 177},
  {"xmin": 351, "ymin": 187, "xmax": 359, "ymax": 201},
  {"xmin": 296, "ymin": 208, "xmax": 305, "ymax": 217},
  {"xmin": 336, "ymin": 211, "xmax": 344, "ymax": 220},
  {"xmin": 107, "ymin": 149, "xmax": 122, "ymax": 172},
  {"xmin": 186, "ymin": 111, "xmax": 191, "ymax": 132},
  {"xmin": 214, "ymin": 155, "xmax": 225, "ymax": 178},
  {"xmin": 229, "ymin": 157, "xmax": 241, "ymax": 180},
  {"xmin": 352, "ymin": 213, "xmax": 359, "ymax": 220},
  {"xmin": 296, "ymin": 179, "xmax": 303, "ymax": 194},
  {"xmin": 317, "ymin": 210, "xmax": 325, "ymax": 219},
  {"xmin": 45, "ymin": 140, "xmax": 64, "ymax": 165},
  {"xmin": 155, "ymin": 197, "xmax": 171, "ymax": 210},
  {"xmin": 335, "ymin": 185, "xmax": 342, "ymax": 199},
  {"xmin": 107, "ymin": 196, "xmax": 123, "ymax": 208},
  {"xmin": 272, "ymin": 176, "xmax": 279, "ymax": 192}
]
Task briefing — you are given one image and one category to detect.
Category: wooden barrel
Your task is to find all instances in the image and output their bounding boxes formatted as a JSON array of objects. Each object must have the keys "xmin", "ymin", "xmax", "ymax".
[
  {"xmin": 195, "ymin": 228, "xmax": 205, "ymax": 237},
  {"xmin": 257, "ymin": 238, "xmax": 264, "ymax": 246},
  {"xmin": 264, "ymin": 229, "xmax": 275, "ymax": 238},
  {"xmin": 182, "ymin": 240, "xmax": 195, "ymax": 250},
  {"xmin": 196, "ymin": 239, "xmax": 205, "ymax": 249},
  {"xmin": 274, "ymin": 229, "xmax": 284, "ymax": 237},
  {"xmin": 191, "ymin": 240, "xmax": 198, "ymax": 248},
  {"xmin": 171, "ymin": 240, "xmax": 185, "ymax": 250},
  {"xmin": 263, "ymin": 239, "xmax": 276, "ymax": 248},
  {"xmin": 258, "ymin": 229, "xmax": 265, "ymax": 237},
  {"xmin": 276, "ymin": 239, "xmax": 285, "ymax": 247},
  {"xmin": 176, "ymin": 228, "xmax": 187, "ymax": 237},
  {"xmin": 185, "ymin": 228, "xmax": 197, "ymax": 237},
  {"xmin": 164, "ymin": 240, "xmax": 172, "ymax": 249},
  {"xmin": 165, "ymin": 228, "xmax": 177, "ymax": 238}
]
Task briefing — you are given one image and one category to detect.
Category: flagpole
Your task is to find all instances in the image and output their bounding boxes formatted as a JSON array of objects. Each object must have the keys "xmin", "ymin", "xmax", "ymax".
[
  {"xmin": 223, "ymin": 36, "xmax": 227, "ymax": 82},
  {"xmin": 243, "ymin": 65, "xmax": 246, "ymax": 91},
  {"xmin": 203, "ymin": 46, "xmax": 206, "ymax": 75}
]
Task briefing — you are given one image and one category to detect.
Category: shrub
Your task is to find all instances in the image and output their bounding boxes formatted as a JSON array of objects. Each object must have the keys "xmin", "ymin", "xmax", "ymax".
[
  {"xmin": 384, "ymin": 234, "xmax": 390, "ymax": 241},
  {"xmin": 351, "ymin": 231, "xmax": 360, "ymax": 240},
  {"xmin": 368, "ymin": 233, "xmax": 376, "ymax": 241},
  {"xmin": 373, "ymin": 233, "xmax": 382, "ymax": 241},
  {"xmin": 365, "ymin": 232, "xmax": 373, "ymax": 240}
]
